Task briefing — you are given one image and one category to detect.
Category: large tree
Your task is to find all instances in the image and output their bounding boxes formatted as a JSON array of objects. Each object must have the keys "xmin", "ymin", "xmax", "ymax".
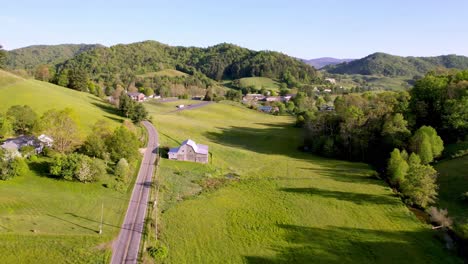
[
  {"xmin": 387, "ymin": 148, "xmax": 409, "ymax": 186},
  {"xmin": 39, "ymin": 108, "xmax": 81, "ymax": 153},
  {"xmin": 106, "ymin": 126, "xmax": 139, "ymax": 162},
  {"xmin": 0, "ymin": 45, "xmax": 6, "ymax": 69},
  {"xmin": 6, "ymin": 105, "xmax": 38, "ymax": 135},
  {"xmin": 409, "ymin": 126, "xmax": 444, "ymax": 164}
]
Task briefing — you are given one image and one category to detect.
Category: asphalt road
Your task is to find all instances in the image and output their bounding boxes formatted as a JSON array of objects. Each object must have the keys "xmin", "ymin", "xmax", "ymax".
[
  {"xmin": 166, "ymin": 101, "xmax": 213, "ymax": 114},
  {"xmin": 111, "ymin": 121, "xmax": 158, "ymax": 264}
]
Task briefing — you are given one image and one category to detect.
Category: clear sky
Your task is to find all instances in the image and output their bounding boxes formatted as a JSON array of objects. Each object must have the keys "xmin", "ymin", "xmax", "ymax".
[{"xmin": 1, "ymin": 0, "xmax": 467, "ymax": 58}]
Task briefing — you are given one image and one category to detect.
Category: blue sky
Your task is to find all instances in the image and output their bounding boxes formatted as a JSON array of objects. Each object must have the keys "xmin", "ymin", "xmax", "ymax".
[{"xmin": 1, "ymin": 0, "xmax": 467, "ymax": 58}]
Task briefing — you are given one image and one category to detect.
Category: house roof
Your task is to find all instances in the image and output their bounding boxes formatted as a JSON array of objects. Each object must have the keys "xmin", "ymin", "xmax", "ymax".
[
  {"xmin": 168, "ymin": 139, "xmax": 209, "ymax": 155},
  {"xmin": 1, "ymin": 136, "xmax": 36, "ymax": 150},
  {"xmin": 127, "ymin": 92, "xmax": 144, "ymax": 97}
]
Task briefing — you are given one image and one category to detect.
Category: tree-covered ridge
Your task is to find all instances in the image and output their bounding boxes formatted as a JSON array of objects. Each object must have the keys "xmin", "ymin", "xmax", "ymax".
[
  {"xmin": 6, "ymin": 44, "xmax": 103, "ymax": 70},
  {"xmin": 325, "ymin": 52, "xmax": 468, "ymax": 77},
  {"xmin": 55, "ymin": 41, "xmax": 318, "ymax": 88}
]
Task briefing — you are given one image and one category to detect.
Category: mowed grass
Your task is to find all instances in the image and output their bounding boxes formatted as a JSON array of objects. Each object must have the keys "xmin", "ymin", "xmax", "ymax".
[
  {"xmin": 0, "ymin": 70, "xmax": 124, "ymax": 133},
  {"xmin": 146, "ymin": 101, "xmax": 460, "ymax": 263},
  {"xmin": 0, "ymin": 72, "xmax": 132, "ymax": 263},
  {"xmin": 239, "ymin": 77, "xmax": 281, "ymax": 90},
  {"xmin": 435, "ymin": 156, "xmax": 468, "ymax": 238},
  {"xmin": 0, "ymin": 158, "xmax": 133, "ymax": 263}
]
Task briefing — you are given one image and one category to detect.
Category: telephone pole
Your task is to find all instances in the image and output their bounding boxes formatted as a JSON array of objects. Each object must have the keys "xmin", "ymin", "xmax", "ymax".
[{"xmin": 99, "ymin": 202, "xmax": 104, "ymax": 235}]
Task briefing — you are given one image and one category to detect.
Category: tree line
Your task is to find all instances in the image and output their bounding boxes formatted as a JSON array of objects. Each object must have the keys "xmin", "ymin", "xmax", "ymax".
[{"xmin": 300, "ymin": 70, "xmax": 467, "ymax": 209}]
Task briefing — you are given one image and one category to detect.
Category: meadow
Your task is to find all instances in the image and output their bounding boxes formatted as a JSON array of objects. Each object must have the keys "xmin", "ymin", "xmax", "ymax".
[
  {"xmin": 238, "ymin": 77, "xmax": 282, "ymax": 91},
  {"xmin": 145, "ymin": 100, "xmax": 460, "ymax": 263},
  {"xmin": 435, "ymin": 156, "xmax": 468, "ymax": 238},
  {"xmin": 0, "ymin": 73, "xmax": 132, "ymax": 263}
]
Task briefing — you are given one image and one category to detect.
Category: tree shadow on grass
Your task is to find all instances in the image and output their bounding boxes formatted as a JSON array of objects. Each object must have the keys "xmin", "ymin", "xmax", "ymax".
[
  {"xmin": 280, "ymin": 187, "xmax": 400, "ymax": 206},
  {"xmin": 244, "ymin": 224, "xmax": 458, "ymax": 264},
  {"xmin": 91, "ymin": 102, "xmax": 123, "ymax": 121},
  {"xmin": 204, "ymin": 124, "xmax": 302, "ymax": 157}
]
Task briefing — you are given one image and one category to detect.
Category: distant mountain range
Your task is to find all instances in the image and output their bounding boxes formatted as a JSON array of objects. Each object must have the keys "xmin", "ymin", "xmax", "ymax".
[
  {"xmin": 324, "ymin": 52, "xmax": 468, "ymax": 77},
  {"xmin": 302, "ymin": 57, "xmax": 355, "ymax": 69}
]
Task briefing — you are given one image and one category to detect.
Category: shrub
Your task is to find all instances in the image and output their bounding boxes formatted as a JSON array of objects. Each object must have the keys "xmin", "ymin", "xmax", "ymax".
[
  {"xmin": 428, "ymin": 207, "xmax": 453, "ymax": 228},
  {"xmin": 147, "ymin": 245, "xmax": 168, "ymax": 260}
]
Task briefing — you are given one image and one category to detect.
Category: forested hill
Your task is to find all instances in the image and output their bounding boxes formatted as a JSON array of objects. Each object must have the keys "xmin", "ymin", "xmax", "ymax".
[
  {"xmin": 55, "ymin": 41, "xmax": 318, "ymax": 85},
  {"xmin": 324, "ymin": 52, "xmax": 468, "ymax": 77},
  {"xmin": 6, "ymin": 44, "xmax": 103, "ymax": 70}
]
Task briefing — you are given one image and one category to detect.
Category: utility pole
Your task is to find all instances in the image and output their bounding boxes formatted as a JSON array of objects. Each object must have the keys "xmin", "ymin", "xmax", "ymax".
[{"xmin": 99, "ymin": 202, "xmax": 104, "ymax": 235}]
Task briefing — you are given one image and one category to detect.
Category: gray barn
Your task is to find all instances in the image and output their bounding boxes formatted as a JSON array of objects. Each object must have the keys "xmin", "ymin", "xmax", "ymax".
[{"xmin": 168, "ymin": 139, "xmax": 209, "ymax": 164}]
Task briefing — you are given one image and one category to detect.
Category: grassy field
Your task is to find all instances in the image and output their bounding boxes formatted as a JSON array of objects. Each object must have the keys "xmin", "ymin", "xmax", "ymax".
[
  {"xmin": 0, "ymin": 72, "xmax": 133, "ymax": 263},
  {"xmin": 137, "ymin": 69, "xmax": 188, "ymax": 78},
  {"xmin": 0, "ymin": 70, "xmax": 124, "ymax": 133},
  {"xmin": 145, "ymin": 100, "xmax": 460, "ymax": 263},
  {"xmin": 435, "ymin": 156, "xmax": 468, "ymax": 238},
  {"xmin": 238, "ymin": 77, "xmax": 282, "ymax": 90}
]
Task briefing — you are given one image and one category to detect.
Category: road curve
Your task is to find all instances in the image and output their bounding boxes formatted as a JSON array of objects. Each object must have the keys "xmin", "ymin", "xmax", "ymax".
[{"xmin": 111, "ymin": 121, "xmax": 158, "ymax": 264}]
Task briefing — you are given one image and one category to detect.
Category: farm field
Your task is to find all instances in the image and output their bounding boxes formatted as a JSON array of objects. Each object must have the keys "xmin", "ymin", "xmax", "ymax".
[
  {"xmin": 0, "ymin": 72, "xmax": 132, "ymax": 263},
  {"xmin": 146, "ymin": 101, "xmax": 460, "ymax": 263},
  {"xmin": 435, "ymin": 156, "xmax": 468, "ymax": 238}
]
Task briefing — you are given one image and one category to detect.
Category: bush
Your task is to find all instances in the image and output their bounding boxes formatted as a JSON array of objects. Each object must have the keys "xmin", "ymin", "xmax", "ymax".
[{"xmin": 147, "ymin": 245, "xmax": 168, "ymax": 260}]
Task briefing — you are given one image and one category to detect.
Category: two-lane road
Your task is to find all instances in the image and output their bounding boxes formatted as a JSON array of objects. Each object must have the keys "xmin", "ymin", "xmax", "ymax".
[{"xmin": 111, "ymin": 121, "xmax": 158, "ymax": 264}]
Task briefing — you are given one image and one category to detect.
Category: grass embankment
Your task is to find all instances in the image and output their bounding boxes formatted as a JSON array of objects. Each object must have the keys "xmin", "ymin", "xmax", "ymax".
[
  {"xmin": 0, "ymin": 72, "xmax": 133, "ymax": 263},
  {"xmin": 435, "ymin": 156, "xmax": 468, "ymax": 238},
  {"xmin": 145, "ymin": 100, "xmax": 460, "ymax": 263}
]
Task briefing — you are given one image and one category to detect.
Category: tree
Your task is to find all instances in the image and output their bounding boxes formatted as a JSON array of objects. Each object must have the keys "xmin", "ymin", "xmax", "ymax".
[
  {"xmin": 39, "ymin": 108, "xmax": 81, "ymax": 153},
  {"xmin": 428, "ymin": 207, "xmax": 452, "ymax": 229},
  {"xmin": 387, "ymin": 149, "xmax": 409, "ymax": 186},
  {"xmin": 0, "ymin": 114, "xmax": 13, "ymax": 139},
  {"xmin": 129, "ymin": 103, "xmax": 148, "ymax": 123},
  {"xmin": 81, "ymin": 120, "xmax": 113, "ymax": 160},
  {"xmin": 0, "ymin": 45, "xmax": 6, "ymax": 69},
  {"xmin": 68, "ymin": 68, "xmax": 88, "ymax": 91},
  {"xmin": 114, "ymin": 158, "xmax": 130, "ymax": 183},
  {"xmin": 34, "ymin": 65, "xmax": 50, "ymax": 81},
  {"xmin": 381, "ymin": 113, "xmax": 410, "ymax": 148},
  {"xmin": 6, "ymin": 105, "xmax": 38, "ymax": 135},
  {"xmin": 143, "ymin": 87, "xmax": 154, "ymax": 97},
  {"xmin": 50, "ymin": 153, "xmax": 103, "ymax": 182},
  {"xmin": 106, "ymin": 126, "xmax": 139, "ymax": 162},
  {"xmin": 204, "ymin": 88, "xmax": 214, "ymax": 101},
  {"xmin": 119, "ymin": 94, "xmax": 133, "ymax": 117},
  {"xmin": 226, "ymin": 90, "xmax": 242, "ymax": 101},
  {"xmin": 0, "ymin": 155, "xmax": 29, "ymax": 180},
  {"xmin": 409, "ymin": 126, "xmax": 444, "ymax": 164},
  {"xmin": 401, "ymin": 153, "xmax": 438, "ymax": 208}
]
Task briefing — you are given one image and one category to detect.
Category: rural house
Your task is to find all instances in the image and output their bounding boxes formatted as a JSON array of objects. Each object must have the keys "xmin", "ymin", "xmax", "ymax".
[
  {"xmin": 127, "ymin": 92, "xmax": 145, "ymax": 102},
  {"xmin": 168, "ymin": 139, "xmax": 209, "ymax": 164},
  {"xmin": 0, "ymin": 134, "xmax": 53, "ymax": 157}
]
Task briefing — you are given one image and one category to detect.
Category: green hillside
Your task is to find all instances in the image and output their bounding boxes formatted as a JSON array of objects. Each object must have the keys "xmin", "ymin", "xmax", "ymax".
[
  {"xmin": 143, "ymin": 100, "xmax": 460, "ymax": 263},
  {"xmin": 55, "ymin": 41, "xmax": 317, "ymax": 84},
  {"xmin": 6, "ymin": 44, "xmax": 102, "ymax": 71},
  {"xmin": 0, "ymin": 70, "xmax": 130, "ymax": 262},
  {"xmin": 137, "ymin": 69, "xmax": 188, "ymax": 78},
  {"xmin": 238, "ymin": 77, "xmax": 282, "ymax": 90},
  {"xmin": 325, "ymin": 52, "xmax": 468, "ymax": 77},
  {"xmin": 0, "ymin": 70, "xmax": 123, "ymax": 133}
]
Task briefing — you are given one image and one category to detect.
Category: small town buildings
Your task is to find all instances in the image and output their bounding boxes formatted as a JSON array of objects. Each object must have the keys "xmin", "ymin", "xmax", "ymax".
[
  {"xmin": 243, "ymin": 94, "xmax": 266, "ymax": 102},
  {"xmin": 168, "ymin": 139, "xmax": 209, "ymax": 163},
  {"xmin": 177, "ymin": 104, "xmax": 185, "ymax": 108},
  {"xmin": 127, "ymin": 92, "xmax": 146, "ymax": 102},
  {"xmin": 0, "ymin": 134, "xmax": 53, "ymax": 157},
  {"xmin": 323, "ymin": 88, "xmax": 332, "ymax": 93}
]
